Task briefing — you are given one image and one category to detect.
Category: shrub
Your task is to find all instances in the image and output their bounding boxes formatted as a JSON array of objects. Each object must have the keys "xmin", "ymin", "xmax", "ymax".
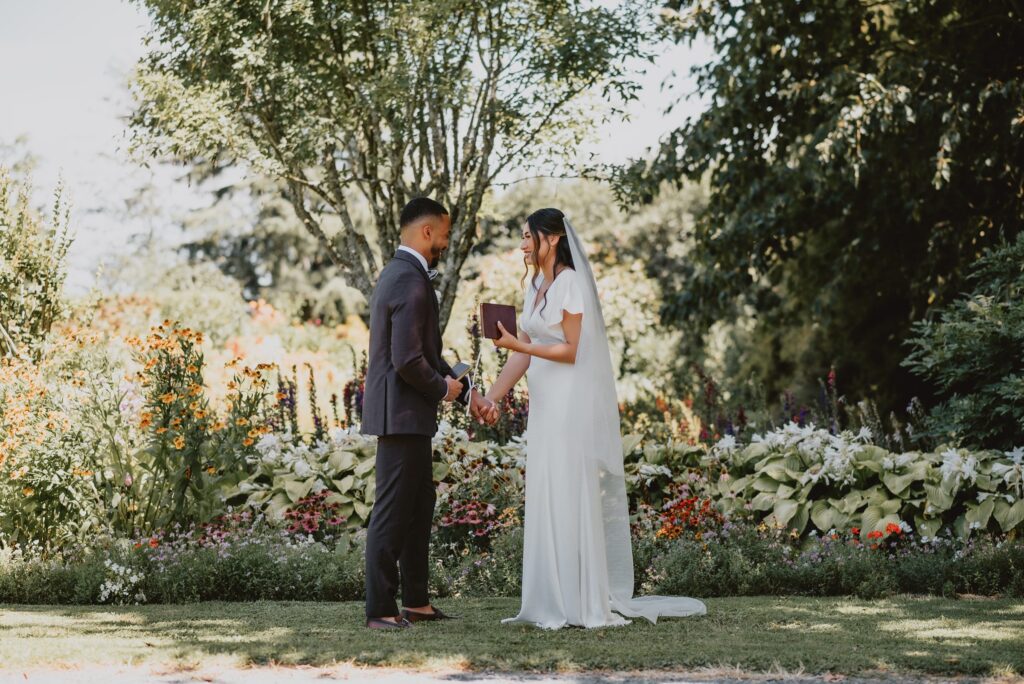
[{"xmin": 903, "ymin": 233, "xmax": 1024, "ymax": 450}]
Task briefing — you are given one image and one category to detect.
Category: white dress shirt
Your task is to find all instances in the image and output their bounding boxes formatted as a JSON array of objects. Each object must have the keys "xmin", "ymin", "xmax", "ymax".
[{"xmin": 397, "ymin": 245, "xmax": 429, "ymax": 274}]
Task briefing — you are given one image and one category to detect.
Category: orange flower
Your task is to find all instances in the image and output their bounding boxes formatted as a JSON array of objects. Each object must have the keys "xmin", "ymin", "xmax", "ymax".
[
  {"xmin": 170, "ymin": 418, "xmax": 182, "ymax": 428},
  {"xmin": 149, "ymin": 537, "xmax": 159, "ymax": 548},
  {"xmin": 186, "ymin": 365, "xmax": 198, "ymax": 373},
  {"xmin": 22, "ymin": 486, "xmax": 34, "ymax": 497},
  {"xmin": 155, "ymin": 427, "xmax": 168, "ymax": 434},
  {"xmin": 242, "ymin": 438, "xmax": 255, "ymax": 447},
  {"xmin": 235, "ymin": 417, "xmax": 249, "ymax": 426},
  {"xmin": 206, "ymin": 466, "xmax": 216, "ymax": 475},
  {"xmin": 173, "ymin": 435, "xmax": 186, "ymax": 449},
  {"xmin": 193, "ymin": 410, "xmax": 207, "ymax": 420},
  {"xmin": 885, "ymin": 522, "xmax": 901, "ymax": 536},
  {"xmin": 867, "ymin": 530, "xmax": 883, "ymax": 540},
  {"xmin": 160, "ymin": 392, "xmax": 177, "ymax": 404}
]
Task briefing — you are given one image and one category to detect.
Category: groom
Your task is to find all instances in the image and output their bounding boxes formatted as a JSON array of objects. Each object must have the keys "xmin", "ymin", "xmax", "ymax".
[{"xmin": 360, "ymin": 197, "xmax": 490, "ymax": 629}]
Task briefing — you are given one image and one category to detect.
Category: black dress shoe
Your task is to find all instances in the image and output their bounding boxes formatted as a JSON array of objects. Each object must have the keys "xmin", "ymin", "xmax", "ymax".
[
  {"xmin": 366, "ymin": 616, "xmax": 413, "ymax": 630},
  {"xmin": 400, "ymin": 606, "xmax": 460, "ymax": 623}
]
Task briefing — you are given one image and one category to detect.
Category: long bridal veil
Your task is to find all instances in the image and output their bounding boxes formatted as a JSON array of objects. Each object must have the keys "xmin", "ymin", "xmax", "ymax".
[{"xmin": 563, "ymin": 216, "xmax": 706, "ymax": 623}]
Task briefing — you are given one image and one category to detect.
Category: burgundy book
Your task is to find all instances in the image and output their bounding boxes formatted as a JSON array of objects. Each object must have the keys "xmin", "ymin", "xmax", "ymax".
[{"xmin": 480, "ymin": 303, "xmax": 517, "ymax": 339}]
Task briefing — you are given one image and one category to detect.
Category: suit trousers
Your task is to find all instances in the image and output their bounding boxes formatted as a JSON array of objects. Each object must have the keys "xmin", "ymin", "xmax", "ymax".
[{"xmin": 364, "ymin": 434, "xmax": 436, "ymax": 618}]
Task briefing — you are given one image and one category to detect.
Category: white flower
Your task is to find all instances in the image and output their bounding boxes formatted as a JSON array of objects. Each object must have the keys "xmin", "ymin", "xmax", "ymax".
[
  {"xmin": 714, "ymin": 434, "xmax": 738, "ymax": 454},
  {"xmin": 311, "ymin": 479, "xmax": 327, "ymax": 495},
  {"xmin": 855, "ymin": 426, "xmax": 873, "ymax": 443},
  {"xmin": 1005, "ymin": 447, "xmax": 1024, "ymax": 465},
  {"xmin": 293, "ymin": 460, "xmax": 313, "ymax": 478}
]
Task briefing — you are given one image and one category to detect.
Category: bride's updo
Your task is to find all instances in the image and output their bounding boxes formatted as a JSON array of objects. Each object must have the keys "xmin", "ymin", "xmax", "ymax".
[{"xmin": 524, "ymin": 208, "xmax": 575, "ymax": 315}]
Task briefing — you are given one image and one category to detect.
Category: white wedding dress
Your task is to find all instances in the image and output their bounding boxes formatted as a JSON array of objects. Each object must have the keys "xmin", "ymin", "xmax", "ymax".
[{"xmin": 501, "ymin": 218, "xmax": 706, "ymax": 630}]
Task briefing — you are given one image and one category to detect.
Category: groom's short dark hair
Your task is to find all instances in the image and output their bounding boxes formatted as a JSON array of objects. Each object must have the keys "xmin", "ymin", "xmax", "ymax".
[{"xmin": 400, "ymin": 197, "xmax": 448, "ymax": 229}]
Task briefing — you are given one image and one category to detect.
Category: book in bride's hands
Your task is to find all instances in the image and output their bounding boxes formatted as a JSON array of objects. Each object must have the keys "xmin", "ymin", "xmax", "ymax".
[{"xmin": 480, "ymin": 303, "xmax": 517, "ymax": 339}]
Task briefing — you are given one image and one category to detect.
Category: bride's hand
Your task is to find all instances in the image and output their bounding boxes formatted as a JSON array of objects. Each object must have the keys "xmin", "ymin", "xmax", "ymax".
[{"xmin": 493, "ymin": 321, "xmax": 520, "ymax": 352}]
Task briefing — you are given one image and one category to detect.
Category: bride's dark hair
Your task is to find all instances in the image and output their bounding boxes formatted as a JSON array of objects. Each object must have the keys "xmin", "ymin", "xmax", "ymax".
[{"xmin": 522, "ymin": 208, "xmax": 575, "ymax": 316}]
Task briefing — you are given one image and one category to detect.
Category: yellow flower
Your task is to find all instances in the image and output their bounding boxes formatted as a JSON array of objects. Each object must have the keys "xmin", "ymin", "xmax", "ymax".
[
  {"xmin": 22, "ymin": 487, "xmax": 34, "ymax": 497},
  {"xmin": 170, "ymin": 418, "xmax": 183, "ymax": 428},
  {"xmin": 205, "ymin": 466, "xmax": 216, "ymax": 475},
  {"xmin": 186, "ymin": 365, "xmax": 198, "ymax": 373},
  {"xmin": 173, "ymin": 435, "xmax": 186, "ymax": 450},
  {"xmin": 235, "ymin": 417, "xmax": 249, "ymax": 426},
  {"xmin": 160, "ymin": 392, "xmax": 177, "ymax": 404},
  {"xmin": 247, "ymin": 428, "xmax": 261, "ymax": 438},
  {"xmin": 193, "ymin": 410, "xmax": 207, "ymax": 420}
]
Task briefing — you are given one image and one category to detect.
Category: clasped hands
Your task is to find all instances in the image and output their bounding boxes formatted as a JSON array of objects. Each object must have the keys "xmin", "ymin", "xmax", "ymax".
[{"xmin": 442, "ymin": 376, "xmax": 500, "ymax": 426}]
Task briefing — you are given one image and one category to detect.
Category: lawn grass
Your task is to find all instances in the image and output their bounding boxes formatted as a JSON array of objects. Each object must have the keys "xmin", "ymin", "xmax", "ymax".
[{"xmin": 1, "ymin": 596, "xmax": 1021, "ymax": 677}]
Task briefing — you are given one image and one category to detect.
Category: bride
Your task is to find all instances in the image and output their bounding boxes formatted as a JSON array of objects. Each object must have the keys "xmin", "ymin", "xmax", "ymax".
[{"xmin": 480, "ymin": 207, "xmax": 706, "ymax": 629}]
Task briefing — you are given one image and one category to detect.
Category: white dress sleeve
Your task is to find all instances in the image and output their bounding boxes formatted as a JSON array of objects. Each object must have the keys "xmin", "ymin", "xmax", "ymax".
[{"xmin": 559, "ymin": 271, "xmax": 584, "ymax": 316}]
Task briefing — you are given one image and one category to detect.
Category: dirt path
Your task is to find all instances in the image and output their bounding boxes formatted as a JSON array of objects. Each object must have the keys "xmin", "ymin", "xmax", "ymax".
[{"xmin": 1, "ymin": 665, "xmax": 1005, "ymax": 684}]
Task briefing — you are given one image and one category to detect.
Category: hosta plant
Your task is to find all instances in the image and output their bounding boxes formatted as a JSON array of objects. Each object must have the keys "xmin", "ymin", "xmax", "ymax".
[{"xmin": 708, "ymin": 423, "xmax": 1024, "ymax": 539}]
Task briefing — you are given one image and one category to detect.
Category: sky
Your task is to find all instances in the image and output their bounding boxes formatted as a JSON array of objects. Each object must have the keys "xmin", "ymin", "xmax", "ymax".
[{"xmin": 0, "ymin": 0, "xmax": 711, "ymax": 294}]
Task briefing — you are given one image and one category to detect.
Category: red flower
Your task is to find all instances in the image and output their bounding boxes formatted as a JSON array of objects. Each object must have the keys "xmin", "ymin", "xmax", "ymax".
[
  {"xmin": 867, "ymin": 530, "xmax": 883, "ymax": 540},
  {"xmin": 885, "ymin": 522, "xmax": 902, "ymax": 536},
  {"xmin": 851, "ymin": 527, "xmax": 861, "ymax": 536}
]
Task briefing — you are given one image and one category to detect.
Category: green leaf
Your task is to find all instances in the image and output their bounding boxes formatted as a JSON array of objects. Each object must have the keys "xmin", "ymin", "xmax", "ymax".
[
  {"xmin": 750, "ymin": 492, "xmax": 776, "ymax": 511},
  {"xmin": 353, "ymin": 500, "xmax": 371, "ymax": 521},
  {"xmin": 751, "ymin": 476, "xmax": 780, "ymax": 493},
  {"xmin": 914, "ymin": 515, "xmax": 943, "ymax": 538},
  {"xmin": 965, "ymin": 497, "xmax": 995, "ymax": 529},
  {"xmin": 327, "ymin": 450, "xmax": 358, "ymax": 473},
  {"xmin": 332, "ymin": 475, "xmax": 355, "ymax": 494},
  {"xmin": 772, "ymin": 499, "xmax": 799, "ymax": 528},
  {"xmin": 882, "ymin": 471, "xmax": 916, "ymax": 496},
  {"xmin": 354, "ymin": 458, "xmax": 375, "ymax": 478},
  {"xmin": 284, "ymin": 477, "xmax": 314, "ymax": 503},
  {"xmin": 993, "ymin": 499, "xmax": 1024, "ymax": 532},
  {"xmin": 432, "ymin": 462, "xmax": 450, "ymax": 482}
]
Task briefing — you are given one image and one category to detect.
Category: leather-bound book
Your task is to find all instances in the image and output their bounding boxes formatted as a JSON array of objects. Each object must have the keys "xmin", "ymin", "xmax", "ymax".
[{"xmin": 480, "ymin": 303, "xmax": 517, "ymax": 339}]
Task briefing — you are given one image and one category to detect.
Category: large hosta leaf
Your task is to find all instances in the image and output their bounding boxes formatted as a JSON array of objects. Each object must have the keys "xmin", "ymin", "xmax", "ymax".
[
  {"xmin": 751, "ymin": 476, "xmax": 781, "ymax": 493},
  {"xmin": 284, "ymin": 477, "xmax": 314, "ymax": 503},
  {"xmin": 333, "ymin": 475, "xmax": 355, "ymax": 494},
  {"xmin": 352, "ymin": 500, "xmax": 371, "ymax": 521},
  {"xmin": 354, "ymin": 458, "xmax": 375, "ymax": 478},
  {"xmin": 923, "ymin": 483, "xmax": 954, "ymax": 512},
  {"xmin": 882, "ymin": 471, "xmax": 917, "ymax": 496},
  {"xmin": 811, "ymin": 499, "xmax": 844, "ymax": 532},
  {"xmin": 993, "ymin": 499, "xmax": 1024, "ymax": 532},
  {"xmin": 432, "ymin": 462, "xmax": 450, "ymax": 481},
  {"xmin": 773, "ymin": 499, "xmax": 799, "ymax": 528},
  {"xmin": 750, "ymin": 491, "xmax": 776, "ymax": 511},
  {"xmin": 860, "ymin": 506, "xmax": 899, "ymax": 534},
  {"xmin": 914, "ymin": 515, "xmax": 943, "ymax": 538},
  {"xmin": 759, "ymin": 461, "xmax": 790, "ymax": 482},
  {"xmin": 327, "ymin": 450, "xmax": 358, "ymax": 473},
  {"xmin": 965, "ymin": 498, "xmax": 995, "ymax": 530}
]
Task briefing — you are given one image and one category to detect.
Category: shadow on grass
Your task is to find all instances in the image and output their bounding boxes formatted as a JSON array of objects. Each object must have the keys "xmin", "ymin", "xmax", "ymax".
[{"xmin": 1, "ymin": 596, "xmax": 1021, "ymax": 676}]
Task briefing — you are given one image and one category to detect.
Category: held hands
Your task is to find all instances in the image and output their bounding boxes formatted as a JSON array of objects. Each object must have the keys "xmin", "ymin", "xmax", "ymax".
[
  {"xmin": 470, "ymin": 391, "xmax": 500, "ymax": 426},
  {"xmin": 443, "ymin": 376, "xmax": 464, "ymax": 402}
]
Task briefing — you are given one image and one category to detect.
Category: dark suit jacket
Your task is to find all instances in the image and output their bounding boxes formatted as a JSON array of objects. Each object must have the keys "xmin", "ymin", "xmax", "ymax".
[{"xmin": 360, "ymin": 250, "xmax": 468, "ymax": 436}]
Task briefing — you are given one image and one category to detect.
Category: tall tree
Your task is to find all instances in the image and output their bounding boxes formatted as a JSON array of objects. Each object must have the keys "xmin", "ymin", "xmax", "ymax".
[
  {"xmin": 619, "ymin": 1, "xmax": 1024, "ymax": 413},
  {"xmin": 129, "ymin": 0, "xmax": 650, "ymax": 329}
]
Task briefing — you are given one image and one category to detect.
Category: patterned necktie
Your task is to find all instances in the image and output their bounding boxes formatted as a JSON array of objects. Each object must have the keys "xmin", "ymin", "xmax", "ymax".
[{"xmin": 427, "ymin": 269, "xmax": 439, "ymax": 281}]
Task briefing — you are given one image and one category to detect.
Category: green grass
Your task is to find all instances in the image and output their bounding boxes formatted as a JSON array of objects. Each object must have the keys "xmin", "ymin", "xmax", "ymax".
[{"xmin": 1, "ymin": 596, "xmax": 1021, "ymax": 676}]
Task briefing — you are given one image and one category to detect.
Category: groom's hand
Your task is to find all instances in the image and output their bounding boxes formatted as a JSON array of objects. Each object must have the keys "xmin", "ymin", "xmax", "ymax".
[
  {"xmin": 443, "ymin": 377, "xmax": 464, "ymax": 402},
  {"xmin": 470, "ymin": 391, "xmax": 498, "ymax": 425}
]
